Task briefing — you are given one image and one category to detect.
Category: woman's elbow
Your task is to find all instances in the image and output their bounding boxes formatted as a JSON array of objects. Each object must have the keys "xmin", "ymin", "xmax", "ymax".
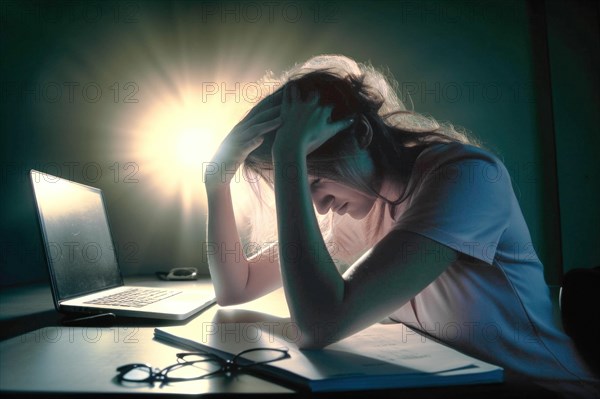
[
  {"xmin": 215, "ymin": 297, "xmax": 233, "ymax": 307},
  {"xmin": 296, "ymin": 338, "xmax": 328, "ymax": 350},
  {"xmin": 214, "ymin": 292, "xmax": 247, "ymax": 307},
  {"xmin": 293, "ymin": 321, "xmax": 342, "ymax": 350}
]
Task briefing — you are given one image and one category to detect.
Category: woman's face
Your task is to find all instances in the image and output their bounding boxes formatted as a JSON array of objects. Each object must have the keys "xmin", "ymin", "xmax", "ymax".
[
  {"xmin": 309, "ymin": 176, "xmax": 377, "ymax": 220},
  {"xmin": 307, "ymin": 142, "xmax": 380, "ymax": 220}
]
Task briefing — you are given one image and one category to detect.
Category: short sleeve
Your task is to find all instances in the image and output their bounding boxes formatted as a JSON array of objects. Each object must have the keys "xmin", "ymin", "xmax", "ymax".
[{"xmin": 394, "ymin": 156, "xmax": 512, "ymax": 265}]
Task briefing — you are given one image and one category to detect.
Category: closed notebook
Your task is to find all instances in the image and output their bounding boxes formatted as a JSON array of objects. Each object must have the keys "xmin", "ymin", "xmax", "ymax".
[{"xmin": 155, "ymin": 320, "xmax": 503, "ymax": 392}]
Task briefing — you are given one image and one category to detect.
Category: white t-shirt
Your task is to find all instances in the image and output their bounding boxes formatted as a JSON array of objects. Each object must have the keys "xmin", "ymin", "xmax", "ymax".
[{"xmin": 389, "ymin": 142, "xmax": 599, "ymax": 396}]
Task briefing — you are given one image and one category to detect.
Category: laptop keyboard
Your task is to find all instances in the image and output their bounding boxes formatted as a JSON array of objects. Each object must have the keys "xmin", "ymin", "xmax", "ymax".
[{"xmin": 84, "ymin": 288, "xmax": 182, "ymax": 308}]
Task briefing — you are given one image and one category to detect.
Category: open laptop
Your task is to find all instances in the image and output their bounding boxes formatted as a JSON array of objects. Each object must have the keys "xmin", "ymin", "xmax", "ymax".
[{"xmin": 30, "ymin": 169, "xmax": 215, "ymax": 320}]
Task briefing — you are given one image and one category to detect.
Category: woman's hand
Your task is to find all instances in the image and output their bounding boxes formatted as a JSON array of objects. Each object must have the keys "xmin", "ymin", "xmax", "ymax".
[
  {"xmin": 205, "ymin": 93, "xmax": 282, "ymax": 188},
  {"xmin": 273, "ymin": 85, "xmax": 354, "ymax": 156}
]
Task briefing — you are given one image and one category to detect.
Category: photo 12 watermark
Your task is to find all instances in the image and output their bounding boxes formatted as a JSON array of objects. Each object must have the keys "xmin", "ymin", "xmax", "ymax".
[
  {"xmin": 20, "ymin": 326, "xmax": 140, "ymax": 344},
  {"xmin": 193, "ymin": 319, "xmax": 541, "ymax": 347},
  {"xmin": 0, "ymin": 81, "xmax": 139, "ymax": 104},
  {"xmin": 399, "ymin": 81, "xmax": 535, "ymax": 105},
  {"xmin": 201, "ymin": 237, "xmax": 540, "ymax": 266},
  {"xmin": 0, "ymin": 0, "xmax": 141, "ymax": 26},
  {"xmin": 198, "ymin": 80, "xmax": 281, "ymax": 104},
  {"xmin": 1, "ymin": 162, "xmax": 140, "ymax": 186},
  {"xmin": 45, "ymin": 240, "xmax": 140, "ymax": 265},
  {"xmin": 396, "ymin": 0, "xmax": 523, "ymax": 27},
  {"xmin": 197, "ymin": 1, "xmax": 341, "ymax": 24},
  {"xmin": 202, "ymin": 240, "xmax": 340, "ymax": 264},
  {"xmin": 0, "ymin": 240, "xmax": 140, "ymax": 269}
]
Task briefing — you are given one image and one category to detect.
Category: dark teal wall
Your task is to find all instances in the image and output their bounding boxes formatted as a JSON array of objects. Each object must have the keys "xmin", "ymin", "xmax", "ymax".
[
  {"xmin": 544, "ymin": 0, "xmax": 600, "ymax": 273},
  {"xmin": 1, "ymin": 0, "xmax": 598, "ymax": 287}
]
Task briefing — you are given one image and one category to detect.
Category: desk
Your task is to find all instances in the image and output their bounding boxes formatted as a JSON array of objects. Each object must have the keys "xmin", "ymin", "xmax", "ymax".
[{"xmin": 0, "ymin": 277, "xmax": 559, "ymax": 398}]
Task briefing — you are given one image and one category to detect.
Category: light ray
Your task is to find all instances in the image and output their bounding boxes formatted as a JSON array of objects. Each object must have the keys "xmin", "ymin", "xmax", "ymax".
[{"xmin": 32, "ymin": 2, "xmax": 341, "ymax": 247}]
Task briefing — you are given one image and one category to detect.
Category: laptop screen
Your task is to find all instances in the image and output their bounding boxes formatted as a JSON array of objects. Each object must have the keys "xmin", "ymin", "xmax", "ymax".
[{"xmin": 31, "ymin": 170, "xmax": 122, "ymax": 301}]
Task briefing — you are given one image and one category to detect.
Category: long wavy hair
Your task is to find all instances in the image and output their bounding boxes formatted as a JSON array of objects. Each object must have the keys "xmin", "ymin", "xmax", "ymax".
[{"xmin": 238, "ymin": 55, "xmax": 482, "ymax": 267}]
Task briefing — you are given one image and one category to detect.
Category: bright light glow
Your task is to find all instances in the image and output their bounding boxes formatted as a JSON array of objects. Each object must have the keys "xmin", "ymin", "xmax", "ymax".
[
  {"xmin": 29, "ymin": 2, "xmax": 333, "ymax": 267},
  {"xmin": 132, "ymin": 87, "xmax": 252, "ymax": 212},
  {"xmin": 52, "ymin": 7, "xmax": 312, "ymax": 218},
  {"xmin": 177, "ymin": 128, "xmax": 206, "ymax": 169}
]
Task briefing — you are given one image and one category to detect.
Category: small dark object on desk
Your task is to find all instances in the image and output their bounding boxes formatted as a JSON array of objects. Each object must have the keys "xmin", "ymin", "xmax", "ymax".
[{"xmin": 156, "ymin": 267, "xmax": 199, "ymax": 281}]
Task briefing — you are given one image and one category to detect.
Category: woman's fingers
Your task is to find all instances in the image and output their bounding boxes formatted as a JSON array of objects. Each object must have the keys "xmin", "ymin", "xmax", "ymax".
[
  {"xmin": 328, "ymin": 117, "xmax": 355, "ymax": 135},
  {"xmin": 235, "ymin": 105, "xmax": 281, "ymax": 134},
  {"xmin": 248, "ymin": 116, "xmax": 282, "ymax": 135},
  {"xmin": 304, "ymin": 117, "xmax": 354, "ymax": 154},
  {"xmin": 282, "ymin": 85, "xmax": 304, "ymax": 107},
  {"xmin": 307, "ymin": 90, "xmax": 320, "ymax": 105},
  {"xmin": 284, "ymin": 85, "xmax": 320, "ymax": 105},
  {"xmin": 281, "ymin": 85, "xmax": 324, "ymax": 123},
  {"xmin": 281, "ymin": 85, "xmax": 291, "ymax": 109},
  {"xmin": 239, "ymin": 136, "xmax": 265, "ymax": 158},
  {"xmin": 235, "ymin": 83, "xmax": 353, "ymax": 156},
  {"xmin": 242, "ymin": 89, "xmax": 284, "ymax": 122},
  {"xmin": 238, "ymin": 116, "xmax": 282, "ymax": 141}
]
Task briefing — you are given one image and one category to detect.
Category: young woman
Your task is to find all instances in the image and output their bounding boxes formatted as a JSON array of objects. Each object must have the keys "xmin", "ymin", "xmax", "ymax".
[{"xmin": 205, "ymin": 55, "xmax": 599, "ymax": 396}]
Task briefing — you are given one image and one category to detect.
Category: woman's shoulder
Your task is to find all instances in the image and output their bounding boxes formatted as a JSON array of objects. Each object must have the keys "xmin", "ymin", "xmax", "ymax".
[
  {"xmin": 417, "ymin": 141, "xmax": 504, "ymax": 170},
  {"xmin": 404, "ymin": 141, "xmax": 510, "ymax": 194}
]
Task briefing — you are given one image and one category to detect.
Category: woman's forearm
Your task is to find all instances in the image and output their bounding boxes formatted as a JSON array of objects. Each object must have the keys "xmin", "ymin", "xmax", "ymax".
[
  {"xmin": 272, "ymin": 143, "xmax": 345, "ymax": 347},
  {"xmin": 205, "ymin": 182, "xmax": 250, "ymax": 305},
  {"xmin": 204, "ymin": 95, "xmax": 283, "ymax": 305}
]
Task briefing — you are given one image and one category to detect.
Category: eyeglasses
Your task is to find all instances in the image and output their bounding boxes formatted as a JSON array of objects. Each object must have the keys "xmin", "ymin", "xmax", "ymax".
[{"xmin": 116, "ymin": 347, "xmax": 290, "ymax": 387}]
